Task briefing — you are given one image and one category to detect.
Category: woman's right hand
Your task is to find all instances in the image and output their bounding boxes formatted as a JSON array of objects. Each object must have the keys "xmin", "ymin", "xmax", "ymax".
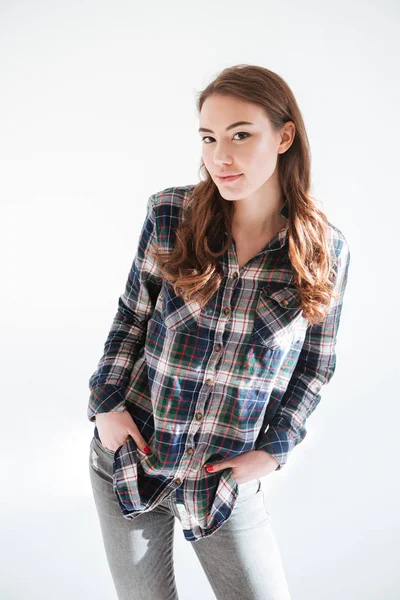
[{"xmin": 95, "ymin": 410, "xmax": 151, "ymax": 454}]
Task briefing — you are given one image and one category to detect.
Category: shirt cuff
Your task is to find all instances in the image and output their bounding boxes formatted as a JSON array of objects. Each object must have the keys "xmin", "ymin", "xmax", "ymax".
[
  {"xmin": 256, "ymin": 424, "xmax": 307, "ymax": 470},
  {"xmin": 87, "ymin": 383, "xmax": 127, "ymax": 423}
]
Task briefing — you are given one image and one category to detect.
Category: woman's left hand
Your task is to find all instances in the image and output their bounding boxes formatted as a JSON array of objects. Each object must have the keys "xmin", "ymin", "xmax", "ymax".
[{"xmin": 203, "ymin": 450, "xmax": 280, "ymax": 484}]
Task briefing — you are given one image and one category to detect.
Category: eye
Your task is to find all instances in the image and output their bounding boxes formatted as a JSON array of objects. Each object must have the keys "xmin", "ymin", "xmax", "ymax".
[
  {"xmin": 201, "ymin": 132, "xmax": 250, "ymax": 144},
  {"xmin": 233, "ymin": 132, "xmax": 250, "ymax": 141}
]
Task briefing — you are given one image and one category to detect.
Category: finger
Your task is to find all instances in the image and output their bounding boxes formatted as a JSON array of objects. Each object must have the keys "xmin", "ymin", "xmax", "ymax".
[
  {"xmin": 128, "ymin": 429, "xmax": 151, "ymax": 454},
  {"xmin": 204, "ymin": 460, "xmax": 231, "ymax": 472},
  {"xmin": 126, "ymin": 419, "xmax": 149, "ymax": 452}
]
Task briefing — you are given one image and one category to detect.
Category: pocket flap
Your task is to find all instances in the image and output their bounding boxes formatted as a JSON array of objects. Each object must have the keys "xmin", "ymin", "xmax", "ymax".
[{"xmin": 264, "ymin": 285, "xmax": 301, "ymax": 310}]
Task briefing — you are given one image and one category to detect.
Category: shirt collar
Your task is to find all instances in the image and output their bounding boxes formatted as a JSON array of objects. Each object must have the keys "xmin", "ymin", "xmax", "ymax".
[
  {"xmin": 267, "ymin": 199, "xmax": 289, "ymax": 251},
  {"xmin": 279, "ymin": 199, "xmax": 289, "ymax": 219}
]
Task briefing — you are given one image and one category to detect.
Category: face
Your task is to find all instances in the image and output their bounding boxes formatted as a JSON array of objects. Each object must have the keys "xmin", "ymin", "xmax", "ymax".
[{"xmin": 199, "ymin": 94, "xmax": 294, "ymax": 200}]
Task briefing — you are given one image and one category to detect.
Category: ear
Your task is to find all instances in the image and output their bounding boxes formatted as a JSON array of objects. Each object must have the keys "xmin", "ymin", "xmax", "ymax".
[{"xmin": 278, "ymin": 120, "xmax": 296, "ymax": 154}]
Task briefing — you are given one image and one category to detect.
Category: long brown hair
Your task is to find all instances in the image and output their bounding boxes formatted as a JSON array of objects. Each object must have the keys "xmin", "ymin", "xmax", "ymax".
[{"xmin": 149, "ymin": 64, "xmax": 339, "ymax": 326}]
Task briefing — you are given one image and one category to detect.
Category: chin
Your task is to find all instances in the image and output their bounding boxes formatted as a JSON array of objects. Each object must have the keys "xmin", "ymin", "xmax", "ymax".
[
  {"xmin": 217, "ymin": 185, "xmax": 248, "ymax": 201},
  {"xmin": 219, "ymin": 195, "xmax": 243, "ymax": 202}
]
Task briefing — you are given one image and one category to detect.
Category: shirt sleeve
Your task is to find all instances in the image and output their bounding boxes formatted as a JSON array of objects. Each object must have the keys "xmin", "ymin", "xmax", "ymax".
[
  {"xmin": 255, "ymin": 237, "xmax": 351, "ymax": 469},
  {"xmin": 87, "ymin": 194, "xmax": 163, "ymax": 422}
]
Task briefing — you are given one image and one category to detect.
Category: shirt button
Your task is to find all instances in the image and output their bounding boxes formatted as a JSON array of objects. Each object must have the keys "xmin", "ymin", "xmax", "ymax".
[
  {"xmin": 187, "ymin": 448, "xmax": 194, "ymax": 455},
  {"xmin": 175, "ymin": 478, "xmax": 182, "ymax": 485},
  {"xmin": 223, "ymin": 307, "xmax": 230, "ymax": 316},
  {"xmin": 195, "ymin": 411, "xmax": 202, "ymax": 420},
  {"xmin": 232, "ymin": 271, "xmax": 239, "ymax": 279},
  {"xmin": 205, "ymin": 378, "xmax": 213, "ymax": 386},
  {"xmin": 215, "ymin": 343, "xmax": 222, "ymax": 351},
  {"xmin": 282, "ymin": 299, "xmax": 288, "ymax": 306}
]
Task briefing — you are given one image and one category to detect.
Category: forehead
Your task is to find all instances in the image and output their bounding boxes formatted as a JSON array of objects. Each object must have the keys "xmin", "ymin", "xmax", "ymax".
[{"xmin": 199, "ymin": 94, "xmax": 269, "ymax": 127}]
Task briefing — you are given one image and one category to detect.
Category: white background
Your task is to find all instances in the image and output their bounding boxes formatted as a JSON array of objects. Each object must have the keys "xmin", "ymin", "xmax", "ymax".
[{"xmin": 1, "ymin": 1, "xmax": 399, "ymax": 598}]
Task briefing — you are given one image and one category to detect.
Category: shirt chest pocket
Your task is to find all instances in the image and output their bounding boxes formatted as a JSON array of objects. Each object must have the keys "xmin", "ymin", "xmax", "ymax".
[
  {"xmin": 161, "ymin": 281, "xmax": 202, "ymax": 333},
  {"xmin": 252, "ymin": 285, "xmax": 305, "ymax": 350}
]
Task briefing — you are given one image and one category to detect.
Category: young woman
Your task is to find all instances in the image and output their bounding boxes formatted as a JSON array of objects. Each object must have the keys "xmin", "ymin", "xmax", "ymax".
[{"xmin": 87, "ymin": 64, "xmax": 351, "ymax": 600}]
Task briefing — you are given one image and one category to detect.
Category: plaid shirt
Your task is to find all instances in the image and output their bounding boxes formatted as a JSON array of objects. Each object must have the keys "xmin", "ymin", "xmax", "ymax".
[{"xmin": 87, "ymin": 184, "xmax": 351, "ymax": 542}]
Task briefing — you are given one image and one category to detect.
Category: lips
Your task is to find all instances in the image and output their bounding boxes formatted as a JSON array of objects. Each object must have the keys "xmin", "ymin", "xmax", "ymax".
[{"xmin": 216, "ymin": 174, "xmax": 243, "ymax": 183}]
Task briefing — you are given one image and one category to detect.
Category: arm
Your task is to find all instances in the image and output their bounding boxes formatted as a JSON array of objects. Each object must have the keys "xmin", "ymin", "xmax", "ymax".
[
  {"xmin": 87, "ymin": 194, "xmax": 162, "ymax": 422},
  {"xmin": 256, "ymin": 236, "xmax": 351, "ymax": 469}
]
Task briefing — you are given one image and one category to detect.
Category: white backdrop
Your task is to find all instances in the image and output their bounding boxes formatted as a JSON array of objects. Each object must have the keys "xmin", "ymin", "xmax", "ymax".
[{"xmin": 1, "ymin": 1, "xmax": 399, "ymax": 598}]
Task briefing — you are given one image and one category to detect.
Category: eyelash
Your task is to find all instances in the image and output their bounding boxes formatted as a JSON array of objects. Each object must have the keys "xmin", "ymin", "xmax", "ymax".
[{"xmin": 201, "ymin": 132, "xmax": 250, "ymax": 144}]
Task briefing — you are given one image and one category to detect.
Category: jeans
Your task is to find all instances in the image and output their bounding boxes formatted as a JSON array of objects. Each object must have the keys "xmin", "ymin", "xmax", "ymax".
[{"xmin": 88, "ymin": 434, "xmax": 292, "ymax": 600}]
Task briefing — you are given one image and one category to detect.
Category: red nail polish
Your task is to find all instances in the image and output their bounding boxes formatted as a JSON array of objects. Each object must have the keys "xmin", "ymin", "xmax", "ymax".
[
  {"xmin": 205, "ymin": 465, "xmax": 213, "ymax": 472},
  {"xmin": 143, "ymin": 445, "xmax": 151, "ymax": 454}
]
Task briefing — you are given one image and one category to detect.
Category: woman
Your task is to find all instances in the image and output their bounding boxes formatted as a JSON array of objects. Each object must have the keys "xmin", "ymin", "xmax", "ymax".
[{"xmin": 87, "ymin": 64, "xmax": 351, "ymax": 600}]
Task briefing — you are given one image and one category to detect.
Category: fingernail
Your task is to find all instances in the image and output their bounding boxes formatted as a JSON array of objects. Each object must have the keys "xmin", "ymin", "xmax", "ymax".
[
  {"xmin": 205, "ymin": 465, "xmax": 213, "ymax": 472},
  {"xmin": 143, "ymin": 445, "xmax": 151, "ymax": 454}
]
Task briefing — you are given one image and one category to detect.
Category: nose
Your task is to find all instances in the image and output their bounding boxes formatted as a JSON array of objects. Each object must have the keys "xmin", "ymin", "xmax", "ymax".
[{"xmin": 212, "ymin": 145, "xmax": 233, "ymax": 166}]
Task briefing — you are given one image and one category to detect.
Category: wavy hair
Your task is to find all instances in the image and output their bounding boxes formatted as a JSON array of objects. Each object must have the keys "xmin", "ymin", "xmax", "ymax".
[{"xmin": 149, "ymin": 64, "xmax": 339, "ymax": 326}]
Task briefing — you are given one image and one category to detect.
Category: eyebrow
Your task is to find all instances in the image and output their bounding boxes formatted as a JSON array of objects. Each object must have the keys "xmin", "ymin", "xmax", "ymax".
[{"xmin": 198, "ymin": 121, "xmax": 255, "ymax": 134}]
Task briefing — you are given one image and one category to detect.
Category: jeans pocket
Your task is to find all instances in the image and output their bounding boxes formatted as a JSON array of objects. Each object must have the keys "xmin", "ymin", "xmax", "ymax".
[
  {"xmin": 236, "ymin": 478, "xmax": 262, "ymax": 503},
  {"xmin": 260, "ymin": 484, "xmax": 271, "ymax": 517},
  {"xmin": 93, "ymin": 434, "xmax": 116, "ymax": 457},
  {"xmin": 89, "ymin": 436, "xmax": 115, "ymax": 484}
]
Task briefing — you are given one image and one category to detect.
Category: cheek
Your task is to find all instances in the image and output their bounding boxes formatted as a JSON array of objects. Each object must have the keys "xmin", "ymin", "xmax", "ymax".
[
  {"xmin": 244, "ymin": 137, "xmax": 274, "ymax": 164},
  {"xmin": 249, "ymin": 139, "xmax": 277, "ymax": 166},
  {"xmin": 201, "ymin": 140, "xmax": 276, "ymax": 173},
  {"xmin": 202, "ymin": 148, "xmax": 212, "ymax": 168},
  {"xmin": 245, "ymin": 147, "xmax": 277, "ymax": 176}
]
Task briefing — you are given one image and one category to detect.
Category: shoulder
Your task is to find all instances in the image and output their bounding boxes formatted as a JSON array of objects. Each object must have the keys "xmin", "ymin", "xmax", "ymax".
[
  {"xmin": 148, "ymin": 184, "xmax": 197, "ymax": 211},
  {"xmin": 146, "ymin": 184, "xmax": 197, "ymax": 246}
]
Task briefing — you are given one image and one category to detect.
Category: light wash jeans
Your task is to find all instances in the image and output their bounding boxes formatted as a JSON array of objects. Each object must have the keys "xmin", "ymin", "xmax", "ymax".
[{"xmin": 88, "ymin": 434, "xmax": 292, "ymax": 600}]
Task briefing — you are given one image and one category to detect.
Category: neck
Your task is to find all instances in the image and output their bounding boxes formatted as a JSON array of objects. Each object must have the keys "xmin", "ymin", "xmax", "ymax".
[{"xmin": 231, "ymin": 196, "xmax": 286, "ymax": 238}]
